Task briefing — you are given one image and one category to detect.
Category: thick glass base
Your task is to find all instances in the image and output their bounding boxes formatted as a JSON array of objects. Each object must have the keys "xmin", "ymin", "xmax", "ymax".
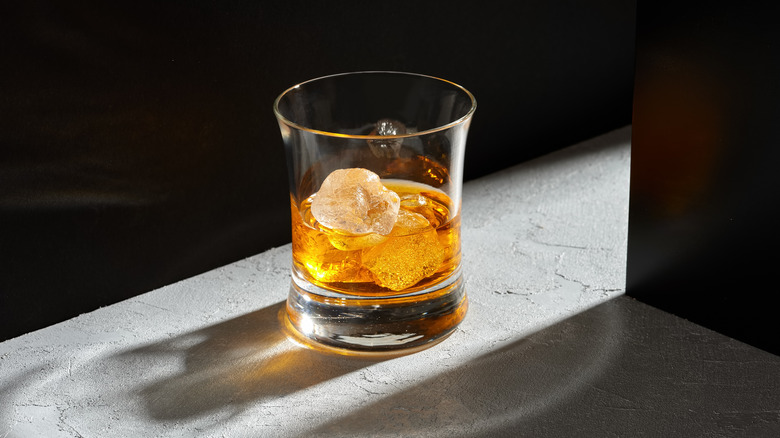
[{"xmin": 284, "ymin": 274, "xmax": 467, "ymax": 356}]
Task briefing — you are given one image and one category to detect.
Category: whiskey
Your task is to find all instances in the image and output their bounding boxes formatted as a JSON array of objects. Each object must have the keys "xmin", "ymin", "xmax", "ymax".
[{"xmin": 291, "ymin": 180, "xmax": 461, "ymax": 295}]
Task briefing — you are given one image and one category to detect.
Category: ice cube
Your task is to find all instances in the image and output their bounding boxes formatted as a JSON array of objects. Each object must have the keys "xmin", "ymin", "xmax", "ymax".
[
  {"xmin": 388, "ymin": 208, "xmax": 431, "ymax": 236},
  {"xmin": 305, "ymin": 248, "xmax": 375, "ymax": 284},
  {"xmin": 293, "ymin": 222, "xmax": 375, "ymax": 283},
  {"xmin": 399, "ymin": 193, "xmax": 427, "ymax": 209},
  {"xmin": 362, "ymin": 210, "xmax": 445, "ymax": 291},
  {"xmin": 328, "ymin": 231, "xmax": 388, "ymax": 251},
  {"xmin": 374, "ymin": 118, "xmax": 406, "ymax": 136},
  {"xmin": 399, "ymin": 193, "xmax": 440, "ymax": 227},
  {"xmin": 367, "ymin": 119, "xmax": 406, "ymax": 158},
  {"xmin": 311, "ymin": 168, "xmax": 400, "ymax": 236}
]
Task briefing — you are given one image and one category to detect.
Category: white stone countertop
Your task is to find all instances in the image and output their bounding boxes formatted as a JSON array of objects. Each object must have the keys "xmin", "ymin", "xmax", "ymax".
[{"xmin": 1, "ymin": 127, "xmax": 631, "ymax": 437}]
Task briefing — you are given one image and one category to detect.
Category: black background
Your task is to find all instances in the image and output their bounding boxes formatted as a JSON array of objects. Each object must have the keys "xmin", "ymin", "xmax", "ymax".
[
  {"xmin": 1, "ymin": 1, "xmax": 636, "ymax": 340},
  {"xmin": 627, "ymin": 1, "xmax": 780, "ymax": 355}
]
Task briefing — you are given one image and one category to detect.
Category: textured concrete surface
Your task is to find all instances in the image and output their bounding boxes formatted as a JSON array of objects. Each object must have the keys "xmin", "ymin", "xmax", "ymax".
[{"xmin": 1, "ymin": 127, "xmax": 632, "ymax": 437}]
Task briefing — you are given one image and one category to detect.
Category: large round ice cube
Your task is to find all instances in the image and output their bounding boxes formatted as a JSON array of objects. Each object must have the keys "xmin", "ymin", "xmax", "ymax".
[{"xmin": 311, "ymin": 168, "xmax": 401, "ymax": 236}]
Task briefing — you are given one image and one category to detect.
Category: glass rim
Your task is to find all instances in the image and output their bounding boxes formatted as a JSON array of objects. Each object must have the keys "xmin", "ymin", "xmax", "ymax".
[{"xmin": 273, "ymin": 71, "xmax": 477, "ymax": 139}]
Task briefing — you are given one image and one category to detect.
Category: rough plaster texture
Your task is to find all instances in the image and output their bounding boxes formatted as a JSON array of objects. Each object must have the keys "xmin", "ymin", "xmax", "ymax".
[{"xmin": 1, "ymin": 127, "xmax": 631, "ymax": 437}]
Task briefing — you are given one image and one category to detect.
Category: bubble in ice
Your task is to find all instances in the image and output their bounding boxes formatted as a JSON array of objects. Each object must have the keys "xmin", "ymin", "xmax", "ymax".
[
  {"xmin": 311, "ymin": 168, "xmax": 401, "ymax": 236},
  {"xmin": 367, "ymin": 118, "xmax": 406, "ymax": 158}
]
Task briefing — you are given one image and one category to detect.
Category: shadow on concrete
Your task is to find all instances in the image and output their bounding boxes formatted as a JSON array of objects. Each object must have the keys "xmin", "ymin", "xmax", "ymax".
[
  {"xmin": 6, "ymin": 296, "xmax": 779, "ymax": 436},
  {"xmin": 113, "ymin": 301, "xmax": 384, "ymax": 422},
  {"xmin": 308, "ymin": 297, "xmax": 627, "ymax": 437},
  {"xmin": 308, "ymin": 297, "xmax": 780, "ymax": 437}
]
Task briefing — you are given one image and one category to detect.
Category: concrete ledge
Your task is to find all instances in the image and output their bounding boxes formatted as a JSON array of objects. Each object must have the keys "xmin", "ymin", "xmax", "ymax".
[{"xmin": 1, "ymin": 126, "xmax": 632, "ymax": 437}]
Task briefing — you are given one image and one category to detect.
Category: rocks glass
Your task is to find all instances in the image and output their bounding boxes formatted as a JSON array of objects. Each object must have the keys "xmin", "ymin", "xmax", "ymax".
[{"xmin": 274, "ymin": 71, "xmax": 476, "ymax": 354}]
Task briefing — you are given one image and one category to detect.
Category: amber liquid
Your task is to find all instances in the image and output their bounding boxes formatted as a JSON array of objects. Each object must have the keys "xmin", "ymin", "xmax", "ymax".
[{"xmin": 291, "ymin": 181, "xmax": 461, "ymax": 296}]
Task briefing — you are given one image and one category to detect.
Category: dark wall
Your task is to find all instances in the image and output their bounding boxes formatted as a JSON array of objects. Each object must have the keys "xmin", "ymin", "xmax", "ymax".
[
  {"xmin": 1, "ymin": 1, "xmax": 636, "ymax": 340},
  {"xmin": 628, "ymin": 1, "xmax": 780, "ymax": 354}
]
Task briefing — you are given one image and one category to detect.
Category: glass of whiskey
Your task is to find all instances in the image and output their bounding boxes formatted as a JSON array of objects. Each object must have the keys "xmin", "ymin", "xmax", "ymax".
[{"xmin": 274, "ymin": 71, "xmax": 476, "ymax": 354}]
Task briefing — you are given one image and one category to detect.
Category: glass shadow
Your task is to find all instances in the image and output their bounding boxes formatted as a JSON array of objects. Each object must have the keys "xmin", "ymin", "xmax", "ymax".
[{"xmin": 112, "ymin": 301, "xmax": 385, "ymax": 422}]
